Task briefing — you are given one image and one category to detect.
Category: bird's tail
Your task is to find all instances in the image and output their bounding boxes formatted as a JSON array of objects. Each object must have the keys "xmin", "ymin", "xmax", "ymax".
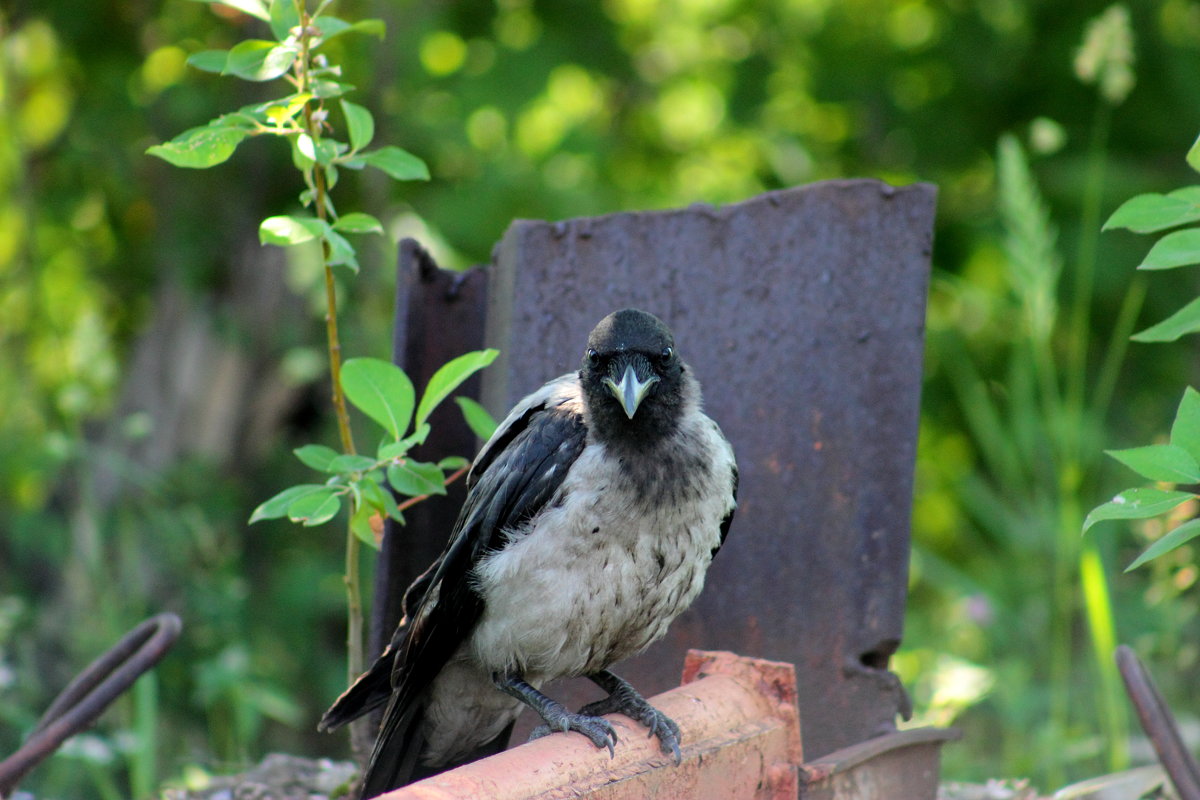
[
  {"xmin": 318, "ymin": 645, "xmax": 396, "ymax": 733},
  {"xmin": 357, "ymin": 693, "xmax": 427, "ymax": 799},
  {"xmin": 357, "ymin": 698, "xmax": 515, "ymax": 799}
]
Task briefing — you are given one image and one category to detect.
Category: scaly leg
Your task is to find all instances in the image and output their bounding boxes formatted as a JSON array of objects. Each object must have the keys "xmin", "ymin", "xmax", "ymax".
[
  {"xmin": 493, "ymin": 673, "xmax": 618, "ymax": 757},
  {"xmin": 581, "ymin": 670, "xmax": 682, "ymax": 764}
]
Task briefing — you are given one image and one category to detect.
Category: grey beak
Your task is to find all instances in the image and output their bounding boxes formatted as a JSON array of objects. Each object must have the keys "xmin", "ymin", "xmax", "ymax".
[{"xmin": 603, "ymin": 362, "xmax": 659, "ymax": 419}]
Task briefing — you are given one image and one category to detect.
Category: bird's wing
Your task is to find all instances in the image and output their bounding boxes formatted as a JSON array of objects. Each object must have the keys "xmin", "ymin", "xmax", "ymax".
[
  {"xmin": 714, "ymin": 461, "xmax": 738, "ymax": 558},
  {"xmin": 357, "ymin": 374, "xmax": 589, "ymax": 795}
]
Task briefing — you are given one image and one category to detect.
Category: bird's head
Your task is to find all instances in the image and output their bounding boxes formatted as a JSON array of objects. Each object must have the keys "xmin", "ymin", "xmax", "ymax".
[{"xmin": 580, "ymin": 309, "xmax": 685, "ymax": 442}]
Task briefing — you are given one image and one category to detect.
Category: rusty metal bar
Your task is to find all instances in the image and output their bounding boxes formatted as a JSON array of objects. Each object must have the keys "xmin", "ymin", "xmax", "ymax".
[
  {"xmin": 375, "ymin": 650, "xmax": 803, "ymax": 800},
  {"xmin": 1116, "ymin": 644, "xmax": 1200, "ymax": 800},
  {"xmin": 0, "ymin": 613, "xmax": 182, "ymax": 797}
]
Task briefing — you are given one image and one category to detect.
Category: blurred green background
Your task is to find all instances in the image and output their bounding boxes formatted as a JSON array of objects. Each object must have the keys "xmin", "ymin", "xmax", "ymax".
[{"xmin": 3, "ymin": 0, "xmax": 1200, "ymax": 796}]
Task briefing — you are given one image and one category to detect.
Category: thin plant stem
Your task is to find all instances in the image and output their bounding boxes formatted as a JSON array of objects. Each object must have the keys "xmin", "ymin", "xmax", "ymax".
[
  {"xmin": 1066, "ymin": 100, "xmax": 1112, "ymax": 462},
  {"xmin": 297, "ymin": 1, "xmax": 367, "ymax": 757},
  {"xmin": 1093, "ymin": 278, "xmax": 1146, "ymax": 427}
]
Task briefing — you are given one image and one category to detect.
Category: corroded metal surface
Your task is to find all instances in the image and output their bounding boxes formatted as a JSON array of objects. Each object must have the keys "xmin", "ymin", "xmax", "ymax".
[
  {"xmin": 370, "ymin": 241, "xmax": 489, "ymax": 661},
  {"xmin": 798, "ymin": 727, "xmax": 960, "ymax": 800},
  {"xmin": 0, "ymin": 613, "xmax": 182, "ymax": 796},
  {"xmin": 1116, "ymin": 644, "xmax": 1200, "ymax": 800},
  {"xmin": 482, "ymin": 180, "xmax": 936, "ymax": 760}
]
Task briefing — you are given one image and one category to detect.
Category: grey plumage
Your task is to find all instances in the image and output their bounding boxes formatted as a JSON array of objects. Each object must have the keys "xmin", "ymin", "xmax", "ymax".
[{"xmin": 321, "ymin": 309, "xmax": 738, "ymax": 798}]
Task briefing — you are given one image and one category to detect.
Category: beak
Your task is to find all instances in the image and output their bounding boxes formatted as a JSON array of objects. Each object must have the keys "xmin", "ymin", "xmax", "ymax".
[{"xmin": 603, "ymin": 361, "xmax": 659, "ymax": 419}]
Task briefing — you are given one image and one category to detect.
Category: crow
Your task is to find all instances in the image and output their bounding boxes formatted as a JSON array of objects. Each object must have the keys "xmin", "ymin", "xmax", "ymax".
[{"xmin": 319, "ymin": 308, "xmax": 738, "ymax": 798}]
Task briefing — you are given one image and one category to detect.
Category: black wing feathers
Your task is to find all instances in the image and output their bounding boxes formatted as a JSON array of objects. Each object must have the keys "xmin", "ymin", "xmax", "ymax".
[{"xmin": 353, "ymin": 390, "xmax": 588, "ymax": 795}]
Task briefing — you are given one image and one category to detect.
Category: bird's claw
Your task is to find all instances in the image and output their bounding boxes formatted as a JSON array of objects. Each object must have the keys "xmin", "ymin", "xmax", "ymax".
[
  {"xmin": 528, "ymin": 713, "xmax": 618, "ymax": 758},
  {"xmin": 578, "ymin": 696, "xmax": 682, "ymax": 765}
]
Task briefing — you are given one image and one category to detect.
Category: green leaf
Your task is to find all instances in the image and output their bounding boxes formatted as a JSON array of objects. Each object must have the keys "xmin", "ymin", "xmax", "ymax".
[
  {"xmin": 146, "ymin": 126, "xmax": 248, "ymax": 169},
  {"xmin": 286, "ymin": 486, "xmax": 343, "ymax": 526},
  {"xmin": 196, "ymin": 0, "xmax": 269, "ymax": 21},
  {"xmin": 455, "ymin": 396, "xmax": 499, "ymax": 441},
  {"xmin": 323, "ymin": 227, "xmax": 359, "ymax": 272},
  {"xmin": 312, "ymin": 16, "xmax": 386, "ymax": 44},
  {"xmin": 1083, "ymin": 488, "xmax": 1196, "ymax": 532},
  {"xmin": 1126, "ymin": 518, "xmax": 1200, "ymax": 571},
  {"xmin": 332, "ymin": 212, "xmax": 383, "ymax": 235},
  {"xmin": 259, "ymin": 215, "xmax": 326, "ymax": 246},
  {"xmin": 349, "ymin": 501, "xmax": 379, "ymax": 548},
  {"xmin": 340, "ymin": 358, "xmax": 415, "ymax": 441},
  {"xmin": 294, "ymin": 444, "xmax": 340, "ymax": 472},
  {"xmin": 377, "ymin": 424, "xmax": 431, "ymax": 461},
  {"xmin": 1132, "ymin": 296, "xmax": 1200, "ymax": 343},
  {"xmin": 305, "ymin": 136, "xmax": 341, "ymax": 166},
  {"xmin": 1189, "ymin": 132, "xmax": 1200, "ymax": 175},
  {"xmin": 187, "ymin": 49, "xmax": 229, "ymax": 73},
  {"xmin": 265, "ymin": 93, "xmax": 311, "ymax": 125},
  {"xmin": 310, "ymin": 79, "xmax": 353, "ymax": 99},
  {"xmin": 268, "ymin": 0, "xmax": 300, "ymax": 41},
  {"xmin": 249, "ymin": 483, "xmax": 329, "ymax": 523},
  {"xmin": 1171, "ymin": 387, "xmax": 1200, "ymax": 462},
  {"xmin": 387, "ymin": 460, "xmax": 446, "ymax": 497},
  {"xmin": 359, "ymin": 474, "xmax": 401, "ymax": 520},
  {"xmin": 438, "ymin": 455, "xmax": 471, "ymax": 471},
  {"xmin": 416, "ymin": 350, "xmax": 499, "ymax": 428},
  {"xmin": 297, "ymin": 132, "xmax": 317, "ymax": 162},
  {"xmin": 328, "ymin": 454, "xmax": 378, "ymax": 474},
  {"xmin": 1103, "ymin": 187, "xmax": 1200, "ymax": 234},
  {"xmin": 377, "ymin": 440, "xmax": 409, "ymax": 461},
  {"xmin": 341, "ymin": 100, "xmax": 374, "ymax": 152},
  {"xmin": 224, "ymin": 40, "xmax": 298, "ymax": 82},
  {"xmin": 358, "ymin": 146, "xmax": 430, "ymax": 181},
  {"xmin": 1138, "ymin": 229, "xmax": 1200, "ymax": 270},
  {"xmin": 1106, "ymin": 444, "xmax": 1200, "ymax": 483}
]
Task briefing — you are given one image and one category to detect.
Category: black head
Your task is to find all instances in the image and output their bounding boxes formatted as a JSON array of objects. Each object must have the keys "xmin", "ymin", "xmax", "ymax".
[{"xmin": 579, "ymin": 309, "xmax": 685, "ymax": 444}]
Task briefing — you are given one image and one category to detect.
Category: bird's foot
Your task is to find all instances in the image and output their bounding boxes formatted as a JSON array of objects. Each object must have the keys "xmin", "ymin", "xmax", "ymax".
[
  {"xmin": 584, "ymin": 672, "xmax": 682, "ymax": 764},
  {"xmin": 493, "ymin": 673, "xmax": 619, "ymax": 758},
  {"xmin": 527, "ymin": 711, "xmax": 619, "ymax": 757}
]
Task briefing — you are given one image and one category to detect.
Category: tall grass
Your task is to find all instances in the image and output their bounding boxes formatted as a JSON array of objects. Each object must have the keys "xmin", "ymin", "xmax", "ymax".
[{"xmin": 921, "ymin": 132, "xmax": 1145, "ymax": 786}]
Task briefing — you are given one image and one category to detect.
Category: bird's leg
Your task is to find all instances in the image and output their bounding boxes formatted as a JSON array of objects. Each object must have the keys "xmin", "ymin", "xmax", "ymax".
[
  {"xmin": 492, "ymin": 673, "xmax": 618, "ymax": 757},
  {"xmin": 580, "ymin": 670, "xmax": 682, "ymax": 764}
]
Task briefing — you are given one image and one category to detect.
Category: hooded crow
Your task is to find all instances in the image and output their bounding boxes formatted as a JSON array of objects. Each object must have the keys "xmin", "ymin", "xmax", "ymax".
[{"xmin": 319, "ymin": 308, "xmax": 738, "ymax": 798}]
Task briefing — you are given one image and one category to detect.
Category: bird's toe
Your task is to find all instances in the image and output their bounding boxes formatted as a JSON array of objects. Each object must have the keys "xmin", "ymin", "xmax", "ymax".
[{"xmin": 530, "ymin": 712, "xmax": 618, "ymax": 757}]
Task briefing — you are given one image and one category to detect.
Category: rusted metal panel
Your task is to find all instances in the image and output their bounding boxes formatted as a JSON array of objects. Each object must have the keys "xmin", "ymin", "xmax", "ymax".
[
  {"xmin": 482, "ymin": 180, "xmax": 937, "ymax": 761},
  {"xmin": 370, "ymin": 240, "xmax": 489, "ymax": 660},
  {"xmin": 376, "ymin": 650, "xmax": 802, "ymax": 800},
  {"xmin": 798, "ymin": 728, "xmax": 959, "ymax": 800}
]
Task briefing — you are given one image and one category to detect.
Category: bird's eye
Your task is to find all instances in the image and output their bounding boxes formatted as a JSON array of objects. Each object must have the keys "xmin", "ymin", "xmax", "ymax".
[
  {"xmin": 660, "ymin": 346, "xmax": 673, "ymax": 363},
  {"xmin": 587, "ymin": 348, "xmax": 600, "ymax": 365}
]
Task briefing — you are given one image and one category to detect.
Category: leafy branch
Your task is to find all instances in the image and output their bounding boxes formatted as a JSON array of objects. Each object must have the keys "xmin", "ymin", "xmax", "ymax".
[
  {"xmin": 147, "ymin": 0, "xmax": 497, "ymax": 755},
  {"xmin": 1085, "ymin": 133, "xmax": 1200, "ymax": 570}
]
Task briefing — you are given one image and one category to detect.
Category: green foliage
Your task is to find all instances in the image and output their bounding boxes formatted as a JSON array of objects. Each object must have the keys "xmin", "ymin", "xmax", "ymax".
[
  {"xmin": 1089, "ymin": 140, "xmax": 1200, "ymax": 568},
  {"xmin": 139, "ymin": 0, "xmax": 497, "ymax": 775},
  {"xmin": 250, "ymin": 351, "xmax": 498, "ymax": 547},
  {"xmin": 1089, "ymin": 386, "xmax": 1200, "ymax": 569}
]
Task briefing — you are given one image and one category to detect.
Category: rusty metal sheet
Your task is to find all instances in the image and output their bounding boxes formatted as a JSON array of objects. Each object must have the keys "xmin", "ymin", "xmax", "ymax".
[
  {"xmin": 370, "ymin": 240, "xmax": 489, "ymax": 659},
  {"xmin": 480, "ymin": 180, "xmax": 937, "ymax": 760},
  {"xmin": 798, "ymin": 728, "xmax": 960, "ymax": 799}
]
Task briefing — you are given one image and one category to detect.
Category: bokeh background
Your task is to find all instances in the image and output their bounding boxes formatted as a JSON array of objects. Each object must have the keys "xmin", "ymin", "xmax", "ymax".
[{"xmin": 3, "ymin": 0, "xmax": 1200, "ymax": 796}]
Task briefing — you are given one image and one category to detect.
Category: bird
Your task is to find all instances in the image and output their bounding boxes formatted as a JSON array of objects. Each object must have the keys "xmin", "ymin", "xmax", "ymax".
[{"xmin": 319, "ymin": 308, "xmax": 738, "ymax": 798}]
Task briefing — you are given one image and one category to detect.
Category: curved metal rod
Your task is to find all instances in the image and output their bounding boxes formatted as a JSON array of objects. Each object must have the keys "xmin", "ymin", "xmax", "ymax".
[
  {"xmin": 0, "ymin": 613, "xmax": 182, "ymax": 797},
  {"xmin": 1116, "ymin": 644, "xmax": 1200, "ymax": 800}
]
